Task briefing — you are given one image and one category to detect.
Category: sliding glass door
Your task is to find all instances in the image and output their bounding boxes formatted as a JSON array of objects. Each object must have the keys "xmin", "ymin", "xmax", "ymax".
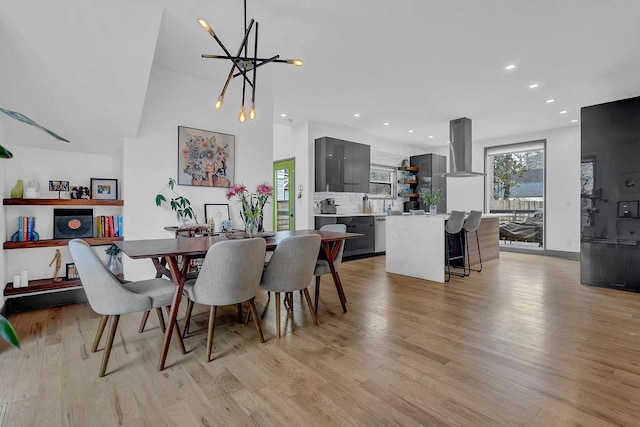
[{"xmin": 486, "ymin": 141, "xmax": 545, "ymax": 250}]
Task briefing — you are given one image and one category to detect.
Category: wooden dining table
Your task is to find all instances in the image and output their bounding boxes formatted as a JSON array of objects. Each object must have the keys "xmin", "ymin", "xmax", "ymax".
[{"xmin": 116, "ymin": 229, "xmax": 362, "ymax": 371}]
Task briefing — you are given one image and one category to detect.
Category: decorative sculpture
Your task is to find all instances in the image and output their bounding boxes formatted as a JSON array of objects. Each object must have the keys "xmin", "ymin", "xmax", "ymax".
[{"xmin": 49, "ymin": 249, "xmax": 63, "ymax": 282}]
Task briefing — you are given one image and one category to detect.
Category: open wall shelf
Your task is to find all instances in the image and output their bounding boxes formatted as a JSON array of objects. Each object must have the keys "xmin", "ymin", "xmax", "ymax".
[
  {"xmin": 3, "ymin": 237, "xmax": 123, "ymax": 250},
  {"xmin": 3, "ymin": 198, "xmax": 123, "ymax": 206}
]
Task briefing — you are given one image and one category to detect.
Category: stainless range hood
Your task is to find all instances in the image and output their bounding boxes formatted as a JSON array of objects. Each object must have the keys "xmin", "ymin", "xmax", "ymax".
[{"xmin": 442, "ymin": 117, "xmax": 485, "ymax": 177}]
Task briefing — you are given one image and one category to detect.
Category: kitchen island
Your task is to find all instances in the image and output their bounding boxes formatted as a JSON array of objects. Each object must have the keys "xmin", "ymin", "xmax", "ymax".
[{"xmin": 386, "ymin": 214, "xmax": 499, "ymax": 283}]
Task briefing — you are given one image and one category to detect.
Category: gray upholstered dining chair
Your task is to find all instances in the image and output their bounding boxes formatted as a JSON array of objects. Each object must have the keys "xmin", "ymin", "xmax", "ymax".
[
  {"xmin": 260, "ymin": 234, "xmax": 321, "ymax": 338},
  {"xmin": 313, "ymin": 223, "xmax": 347, "ymax": 314},
  {"xmin": 462, "ymin": 210, "xmax": 483, "ymax": 275},
  {"xmin": 181, "ymin": 238, "xmax": 267, "ymax": 362},
  {"xmin": 69, "ymin": 239, "xmax": 186, "ymax": 377},
  {"xmin": 445, "ymin": 210, "xmax": 466, "ymax": 282}
]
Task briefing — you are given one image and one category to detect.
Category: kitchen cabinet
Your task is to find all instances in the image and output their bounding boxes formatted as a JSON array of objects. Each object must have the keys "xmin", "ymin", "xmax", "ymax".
[
  {"xmin": 410, "ymin": 153, "xmax": 447, "ymax": 212},
  {"xmin": 315, "ymin": 215, "xmax": 375, "ymax": 258},
  {"xmin": 315, "ymin": 137, "xmax": 370, "ymax": 193}
]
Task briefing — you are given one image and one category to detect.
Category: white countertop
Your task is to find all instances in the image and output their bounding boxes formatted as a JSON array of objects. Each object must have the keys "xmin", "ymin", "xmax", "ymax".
[
  {"xmin": 314, "ymin": 213, "xmax": 387, "ymax": 217},
  {"xmin": 316, "ymin": 212, "xmax": 501, "ymax": 218}
]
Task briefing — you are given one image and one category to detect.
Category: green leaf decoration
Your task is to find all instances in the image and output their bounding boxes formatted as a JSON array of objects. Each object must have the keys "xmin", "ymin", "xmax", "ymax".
[
  {"xmin": 0, "ymin": 314, "xmax": 20, "ymax": 349},
  {"xmin": 0, "ymin": 144, "xmax": 13, "ymax": 159},
  {"xmin": 0, "ymin": 107, "xmax": 70, "ymax": 143},
  {"xmin": 155, "ymin": 194, "xmax": 166, "ymax": 207}
]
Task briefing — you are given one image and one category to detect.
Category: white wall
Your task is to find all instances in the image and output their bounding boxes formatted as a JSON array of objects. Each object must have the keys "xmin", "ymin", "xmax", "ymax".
[
  {"xmin": 273, "ymin": 124, "xmax": 295, "ymax": 162},
  {"xmin": 464, "ymin": 125, "xmax": 581, "ymax": 253},
  {"xmin": 123, "ymin": 67, "xmax": 274, "ymax": 280},
  {"xmin": 0, "ymin": 120, "xmax": 6, "ymax": 302},
  {"xmin": 1, "ymin": 146, "xmax": 121, "ymax": 304}
]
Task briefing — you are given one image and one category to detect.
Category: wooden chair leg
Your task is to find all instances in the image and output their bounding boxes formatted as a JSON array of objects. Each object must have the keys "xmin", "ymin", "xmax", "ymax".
[
  {"xmin": 314, "ymin": 276, "xmax": 321, "ymax": 315},
  {"xmin": 138, "ymin": 311, "xmax": 150, "ymax": 333},
  {"xmin": 303, "ymin": 288, "xmax": 319, "ymax": 326},
  {"xmin": 92, "ymin": 315, "xmax": 108, "ymax": 353},
  {"xmin": 183, "ymin": 299, "xmax": 194, "ymax": 337},
  {"xmin": 275, "ymin": 292, "xmax": 281, "ymax": 339},
  {"xmin": 248, "ymin": 298, "xmax": 265, "ymax": 343},
  {"xmin": 155, "ymin": 308, "xmax": 166, "ymax": 333},
  {"xmin": 165, "ymin": 307, "xmax": 187, "ymax": 355},
  {"xmin": 99, "ymin": 315, "xmax": 119, "ymax": 377},
  {"xmin": 206, "ymin": 306, "xmax": 217, "ymax": 362},
  {"xmin": 236, "ymin": 302, "xmax": 243, "ymax": 324}
]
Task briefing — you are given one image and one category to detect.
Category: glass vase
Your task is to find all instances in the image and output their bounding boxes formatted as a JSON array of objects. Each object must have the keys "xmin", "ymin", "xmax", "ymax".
[
  {"xmin": 106, "ymin": 255, "xmax": 123, "ymax": 276},
  {"xmin": 429, "ymin": 204, "xmax": 438, "ymax": 216},
  {"xmin": 245, "ymin": 215, "xmax": 260, "ymax": 236}
]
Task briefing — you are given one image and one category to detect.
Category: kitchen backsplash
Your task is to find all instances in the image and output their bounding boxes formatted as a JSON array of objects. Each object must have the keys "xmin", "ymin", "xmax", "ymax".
[{"xmin": 314, "ymin": 150, "xmax": 407, "ymax": 214}]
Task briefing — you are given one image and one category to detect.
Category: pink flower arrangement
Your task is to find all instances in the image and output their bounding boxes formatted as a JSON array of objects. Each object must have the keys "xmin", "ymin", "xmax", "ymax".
[{"xmin": 226, "ymin": 183, "xmax": 273, "ymax": 231}]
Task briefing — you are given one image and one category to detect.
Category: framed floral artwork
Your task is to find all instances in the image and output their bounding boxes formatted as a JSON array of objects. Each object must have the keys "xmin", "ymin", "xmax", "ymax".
[{"xmin": 177, "ymin": 126, "xmax": 235, "ymax": 187}]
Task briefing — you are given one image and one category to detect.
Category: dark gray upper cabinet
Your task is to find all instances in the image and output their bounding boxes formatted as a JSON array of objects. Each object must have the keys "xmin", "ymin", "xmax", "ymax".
[{"xmin": 315, "ymin": 137, "xmax": 370, "ymax": 192}]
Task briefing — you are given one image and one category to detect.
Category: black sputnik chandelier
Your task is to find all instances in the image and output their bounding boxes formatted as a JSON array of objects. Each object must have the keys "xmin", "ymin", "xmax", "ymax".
[{"xmin": 197, "ymin": 0, "xmax": 303, "ymax": 123}]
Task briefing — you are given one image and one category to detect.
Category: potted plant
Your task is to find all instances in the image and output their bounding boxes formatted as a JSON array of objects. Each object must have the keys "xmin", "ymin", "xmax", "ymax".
[
  {"xmin": 0, "ymin": 315, "xmax": 20, "ymax": 348},
  {"xmin": 0, "ymin": 107, "xmax": 69, "ymax": 159},
  {"xmin": 419, "ymin": 187, "xmax": 443, "ymax": 215},
  {"xmin": 155, "ymin": 178, "xmax": 197, "ymax": 224}
]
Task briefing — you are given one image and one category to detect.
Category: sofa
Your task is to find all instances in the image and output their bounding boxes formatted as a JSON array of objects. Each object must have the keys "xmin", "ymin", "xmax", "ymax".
[{"xmin": 499, "ymin": 209, "xmax": 543, "ymax": 246}]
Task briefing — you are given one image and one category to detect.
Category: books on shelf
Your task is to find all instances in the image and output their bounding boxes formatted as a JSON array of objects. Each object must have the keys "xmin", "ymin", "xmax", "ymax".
[
  {"xmin": 15, "ymin": 216, "xmax": 37, "ymax": 241},
  {"xmin": 95, "ymin": 215, "xmax": 122, "ymax": 237}
]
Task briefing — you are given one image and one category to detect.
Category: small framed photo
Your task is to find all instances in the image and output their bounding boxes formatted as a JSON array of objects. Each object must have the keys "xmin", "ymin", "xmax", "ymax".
[
  {"xmin": 90, "ymin": 178, "xmax": 118, "ymax": 200},
  {"xmin": 49, "ymin": 180, "xmax": 70, "ymax": 192},
  {"xmin": 204, "ymin": 203, "xmax": 230, "ymax": 232},
  {"xmin": 66, "ymin": 263, "xmax": 79, "ymax": 280}
]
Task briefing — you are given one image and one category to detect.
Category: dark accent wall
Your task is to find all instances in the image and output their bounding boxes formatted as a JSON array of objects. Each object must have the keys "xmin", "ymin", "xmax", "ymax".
[{"xmin": 580, "ymin": 95, "xmax": 640, "ymax": 292}]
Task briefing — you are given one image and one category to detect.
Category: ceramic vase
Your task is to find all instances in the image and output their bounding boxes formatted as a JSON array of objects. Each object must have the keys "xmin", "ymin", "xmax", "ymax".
[{"xmin": 10, "ymin": 179, "xmax": 23, "ymax": 198}]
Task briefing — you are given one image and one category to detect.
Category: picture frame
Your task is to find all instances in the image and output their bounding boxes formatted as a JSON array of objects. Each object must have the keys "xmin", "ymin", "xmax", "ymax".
[
  {"xmin": 204, "ymin": 203, "xmax": 230, "ymax": 232},
  {"xmin": 177, "ymin": 126, "xmax": 235, "ymax": 188},
  {"xmin": 90, "ymin": 178, "xmax": 118, "ymax": 200},
  {"xmin": 49, "ymin": 180, "xmax": 69, "ymax": 192},
  {"xmin": 66, "ymin": 263, "xmax": 79, "ymax": 280}
]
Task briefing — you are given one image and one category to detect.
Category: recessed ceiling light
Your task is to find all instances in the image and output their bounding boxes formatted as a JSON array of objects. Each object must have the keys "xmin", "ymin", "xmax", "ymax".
[
  {"xmin": 571, "ymin": 119, "xmax": 578, "ymax": 123},
  {"xmin": 383, "ymin": 122, "xmax": 389, "ymax": 126},
  {"xmin": 353, "ymin": 113, "xmax": 360, "ymax": 117},
  {"xmin": 546, "ymin": 99, "xmax": 555, "ymax": 103},
  {"xmin": 560, "ymin": 110, "xmax": 568, "ymax": 114},
  {"xmin": 408, "ymin": 130, "xmax": 414, "ymax": 133},
  {"xmin": 528, "ymin": 83, "xmax": 539, "ymax": 89},
  {"xmin": 505, "ymin": 64, "xmax": 516, "ymax": 70},
  {"xmin": 280, "ymin": 113, "xmax": 287, "ymax": 117},
  {"xmin": 428, "ymin": 135, "xmax": 434, "ymax": 139}
]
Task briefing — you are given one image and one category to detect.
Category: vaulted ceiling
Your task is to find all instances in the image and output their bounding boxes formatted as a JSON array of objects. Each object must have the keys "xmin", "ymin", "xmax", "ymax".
[{"xmin": 2, "ymin": 0, "xmax": 640, "ymax": 155}]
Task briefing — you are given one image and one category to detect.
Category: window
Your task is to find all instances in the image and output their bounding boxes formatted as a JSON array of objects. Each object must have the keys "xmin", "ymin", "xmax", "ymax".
[{"xmin": 369, "ymin": 166, "xmax": 395, "ymax": 197}]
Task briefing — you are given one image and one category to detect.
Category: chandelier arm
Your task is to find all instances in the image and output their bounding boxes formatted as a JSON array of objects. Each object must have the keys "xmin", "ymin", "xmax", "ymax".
[
  {"xmin": 203, "ymin": 54, "xmax": 293, "ymax": 64},
  {"xmin": 251, "ymin": 22, "xmax": 258, "ymax": 107},
  {"xmin": 231, "ymin": 55, "xmax": 280, "ymax": 79}
]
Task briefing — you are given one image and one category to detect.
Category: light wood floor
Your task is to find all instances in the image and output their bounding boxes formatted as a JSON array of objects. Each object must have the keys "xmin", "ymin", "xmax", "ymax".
[{"xmin": 2, "ymin": 252, "xmax": 640, "ymax": 426}]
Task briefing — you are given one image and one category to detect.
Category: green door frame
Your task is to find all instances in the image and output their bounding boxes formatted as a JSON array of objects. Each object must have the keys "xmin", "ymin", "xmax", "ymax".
[{"xmin": 273, "ymin": 158, "xmax": 295, "ymax": 231}]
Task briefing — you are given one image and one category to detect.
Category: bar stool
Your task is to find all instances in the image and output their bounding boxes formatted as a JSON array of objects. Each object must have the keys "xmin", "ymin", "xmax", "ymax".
[
  {"xmin": 462, "ymin": 210, "xmax": 483, "ymax": 275},
  {"xmin": 445, "ymin": 210, "xmax": 466, "ymax": 282}
]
